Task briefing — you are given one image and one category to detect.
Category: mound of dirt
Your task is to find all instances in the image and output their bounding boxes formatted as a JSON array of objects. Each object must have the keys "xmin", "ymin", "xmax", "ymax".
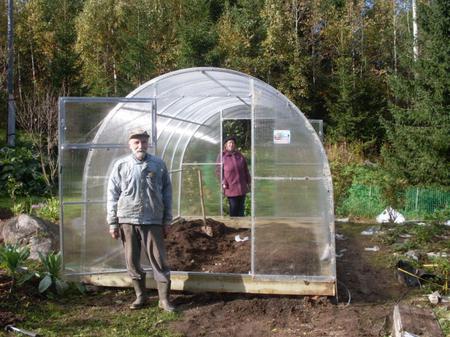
[{"xmin": 165, "ymin": 218, "xmax": 251, "ymax": 273}]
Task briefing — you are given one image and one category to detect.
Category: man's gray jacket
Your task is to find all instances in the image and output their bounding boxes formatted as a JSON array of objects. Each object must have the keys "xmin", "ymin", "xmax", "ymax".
[{"xmin": 107, "ymin": 153, "xmax": 172, "ymax": 229}]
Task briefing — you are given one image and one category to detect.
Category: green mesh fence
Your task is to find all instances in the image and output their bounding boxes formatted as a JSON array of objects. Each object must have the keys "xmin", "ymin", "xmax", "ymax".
[
  {"xmin": 404, "ymin": 187, "xmax": 450, "ymax": 214},
  {"xmin": 338, "ymin": 184, "xmax": 450, "ymax": 218}
]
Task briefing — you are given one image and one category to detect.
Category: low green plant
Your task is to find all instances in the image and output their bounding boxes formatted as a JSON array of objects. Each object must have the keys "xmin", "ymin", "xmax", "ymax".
[
  {"xmin": 0, "ymin": 244, "xmax": 34, "ymax": 291},
  {"xmin": 37, "ymin": 251, "xmax": 68, "ymax": 295},
  {"xmin": 35, "ymin": 197, "xmax": 60, "ymax": 222},
  {"xmin": 11, "ymin": 196, "xmax": 38, "ymax": 216},
  {"xmin": 411, "ymin": 223, "xmax": 445, "ymax": 245},
  {"xmin": 434, "ymin": 306, "xmax": 450, "ymax": 335}
]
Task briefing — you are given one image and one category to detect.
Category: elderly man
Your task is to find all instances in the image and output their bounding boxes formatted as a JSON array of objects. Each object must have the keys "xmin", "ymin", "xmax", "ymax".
[{"xmin": 106, "ymin": 128, "xmax": 175, "ymax": 311}]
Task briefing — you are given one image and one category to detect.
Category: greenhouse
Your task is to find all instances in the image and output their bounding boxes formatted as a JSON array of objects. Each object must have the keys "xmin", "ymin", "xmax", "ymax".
[{"xmin": 59, "ymin": 67, "xmax": 336, "ymax": 296}]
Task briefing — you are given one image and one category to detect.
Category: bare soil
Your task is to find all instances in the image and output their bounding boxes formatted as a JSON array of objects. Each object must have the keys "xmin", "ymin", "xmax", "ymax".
[
  {"xmin": 166, "ymin": 220, "xmax": 407, "ymax": 337},
  {"xmin": 0, "ymin": 214, "xmax": 438, "ymax": 336},
  {"xmin": 165, "ymin": 218, "xmax": 250, "ymax": 273}
]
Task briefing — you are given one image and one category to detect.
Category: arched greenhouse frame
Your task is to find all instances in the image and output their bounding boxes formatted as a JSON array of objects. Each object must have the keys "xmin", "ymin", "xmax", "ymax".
[{"xmin": 59, "ymin": 67, "xmax": 336, "ymax": 295}]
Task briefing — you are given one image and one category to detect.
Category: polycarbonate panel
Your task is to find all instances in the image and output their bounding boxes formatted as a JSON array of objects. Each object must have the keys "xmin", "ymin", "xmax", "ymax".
[
  {"xmin": 253, "ymin": 181, "xmax": 332, "ymax": 276},
  {"xmin": 253, "ymin": 179, "xmax": 331, "ymax": 218},
  {"xmin": 144, "ymin": 69, "xmax": 251, "ymax": 98},
  {"xmin": 62, "ymin": 202, "xmax": 125, "ymax": 273},
  {"xmin": 62, "ymin": 99, "xmax": 153, "ymax": 145},
  {"xmin": 253, "ymin": 101, "xmax": 325, "ymax": 178},
  {"xmin": 253, "ymin": 219, "xmax": 332, "ymax": 276},
  {"xmin": 252, "ymin": 87, "xmax": 334, "ymax": 277},
  {"xmin": 61, "ymin": 149, "xmax": 89, "ymax": 200},
  {"xmin": 182, "ymin": 124, "xmax": 221, "ymax": 164},
  {"xmin": 61, "ymin": 204, "xmax": 83, "ymax": 272},
  {"xmin": 180, "ymin": 165, "xmax": 221, "ymax": 217},
  {"xmin": 60, "ymin": 98, "xmax": 154, "ymax": 275}
]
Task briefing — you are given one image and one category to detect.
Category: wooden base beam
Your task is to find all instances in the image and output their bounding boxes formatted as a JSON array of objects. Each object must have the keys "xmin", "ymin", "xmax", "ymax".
[{"xmin": 71, "ymin": 271, "xmax": 336, "ymax": 296}]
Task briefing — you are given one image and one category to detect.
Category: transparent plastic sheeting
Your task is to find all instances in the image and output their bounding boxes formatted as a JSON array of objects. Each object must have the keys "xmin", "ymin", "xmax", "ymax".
[{"xmin": 59, "ymin": 68, "xmax": 335, "ymax": 281}]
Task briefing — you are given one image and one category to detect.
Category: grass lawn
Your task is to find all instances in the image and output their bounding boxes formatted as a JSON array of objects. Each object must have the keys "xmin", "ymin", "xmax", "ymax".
[{"xmin": 0, "ymin": 287, "xmax": 180, "ymax": 337}]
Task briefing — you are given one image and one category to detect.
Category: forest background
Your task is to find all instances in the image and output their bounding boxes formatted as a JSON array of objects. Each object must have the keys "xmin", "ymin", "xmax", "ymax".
[{"xmin": 0, "ymin": 0, "xmax": 448, "ymax": 220}]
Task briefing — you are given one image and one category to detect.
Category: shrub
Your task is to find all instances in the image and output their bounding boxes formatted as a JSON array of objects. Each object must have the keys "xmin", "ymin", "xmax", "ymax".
[{"xmin": 0, "ymin": 146, "xmax": 50, "ymax": 199}]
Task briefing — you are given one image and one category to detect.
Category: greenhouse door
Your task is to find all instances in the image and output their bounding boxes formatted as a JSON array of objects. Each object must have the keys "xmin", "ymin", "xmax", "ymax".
[{"xmin": 58, "ymin": 97, "xmax": 155, "ymax": 275}]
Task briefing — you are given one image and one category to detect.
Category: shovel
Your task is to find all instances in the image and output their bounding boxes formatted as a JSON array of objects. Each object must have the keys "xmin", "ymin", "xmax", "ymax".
[{"xmin": 197, "ymin": 169, "xmax": 213, "ymax": 237}]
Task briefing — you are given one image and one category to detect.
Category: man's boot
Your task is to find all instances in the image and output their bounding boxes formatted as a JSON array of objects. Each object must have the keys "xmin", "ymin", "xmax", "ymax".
[
  {"xmin": 157, "ymin": 281, "xmax": 175, "ymax": 312},
  {"xmin": 130, "ymin": 278, "xmax": 147, "ymax": 309}
]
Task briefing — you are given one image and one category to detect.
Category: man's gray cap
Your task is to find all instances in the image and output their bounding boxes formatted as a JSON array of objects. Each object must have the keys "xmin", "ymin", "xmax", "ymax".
[{"xmin": 128, "ymin": 128, "xmax": 150, "ymax": 140}]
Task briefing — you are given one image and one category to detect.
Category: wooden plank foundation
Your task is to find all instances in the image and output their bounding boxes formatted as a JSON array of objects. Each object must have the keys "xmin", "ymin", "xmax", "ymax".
[{"xmin": 72, "ymin": 271, "xmax": 336, "ymax": 296}]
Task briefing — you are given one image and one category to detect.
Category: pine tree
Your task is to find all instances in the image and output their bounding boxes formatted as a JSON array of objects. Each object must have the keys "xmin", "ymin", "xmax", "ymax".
[
  {"xmin": 382, "ymin": 0, "xmax": 450, "ymax": 185},
  {"xmin": 175, "ymin": 0, "xmax": 220, "ymax": 67}
]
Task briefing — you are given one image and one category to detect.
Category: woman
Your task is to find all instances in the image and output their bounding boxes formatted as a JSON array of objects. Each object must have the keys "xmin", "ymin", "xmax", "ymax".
[{"xmin": 217, "ymin": 136, "xmax": 251, "ymax": 217}]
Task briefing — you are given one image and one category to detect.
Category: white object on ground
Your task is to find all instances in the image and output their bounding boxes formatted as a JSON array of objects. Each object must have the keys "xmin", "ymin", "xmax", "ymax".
[
  {"xmin": 445, "ymin": 220, "xmax": 450, "ymax": 226},
  {"xmin": 335, "ymin": 233, "xmax": 346, "ymax": 240},
  {"xmin": 405, "ymin": 250, "xmax": 419, "ymax": 261},
  {"xmin": 335, "ymin": 218, "xmax": 349, "ymax": 223},
  {"xmin": 428, "ymin": 291, "xmax": 441, "ymax": 305},
  {"xmin": 376, "ymin": 207, "xmax": 405, "ymax": 224},
  {"xmin": 426, "ymin": 252, "xmax": 448, "ymax": 258},
  {"xmin": 336, "ymin": 249, "xmax": 347, "ymax": 258},
  {"xmin": 399, "ymin": 234, "xmax": 412, "ymax": 238},
  {"xmin": 361, "ymin": 226, "xmax": 379, "ymax": 235},
  {"xmin": 234, "ymin": 235, "xmax": 249, "ymax": 242},
  {"xmin": 403, "ymin": 333, "xmax": 421, "ymax": 337},
  {"xmin": 364, "ymin": 246, "xmax": 380, "ymax": 252}
]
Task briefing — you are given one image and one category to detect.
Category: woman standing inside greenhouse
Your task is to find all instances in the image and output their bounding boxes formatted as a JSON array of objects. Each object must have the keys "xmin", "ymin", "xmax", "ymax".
[{"xmin": 217, "ymin": 136, "xmax": 251, "ymax": 217}]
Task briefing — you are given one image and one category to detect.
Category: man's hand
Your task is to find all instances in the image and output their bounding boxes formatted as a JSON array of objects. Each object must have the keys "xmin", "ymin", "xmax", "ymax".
[
  {"xmin": 163, "ymin": 225, "xmax": 170, "ymax": 238},
  {"xmin": 110, "ymin": 228, "xmax": 120, "ymax": 239}
]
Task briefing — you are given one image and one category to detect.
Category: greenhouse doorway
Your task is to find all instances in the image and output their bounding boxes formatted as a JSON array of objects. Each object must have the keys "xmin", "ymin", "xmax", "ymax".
[{"xmin": 220, "ymin": 118, "xmax": 251, "ymax": 217}]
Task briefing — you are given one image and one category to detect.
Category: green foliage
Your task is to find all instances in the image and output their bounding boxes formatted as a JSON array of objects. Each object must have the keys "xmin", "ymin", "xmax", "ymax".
[
  {"xmin": 425, "ymin": 205, "xmax": 450, "ymax": 223},
  {"xmin": 1, "ymin": 0, "xmax": 448, "ymax": 193},
  {"xmin": 37, "ymin": 252, "xmax": 68, "ymax": 295},
  {"xmin": 434, "ymin": 306, "xmax": 450, "ymax": 336},
  {"xmin": 338, "ymin": 184, "xmax": 385, "ymax": 218},
  {"xmin": 0, "ymin": 146, "xmax": 50, "ymax": 199},
  {"xmin": 383, "ymin": 0, "xmax": 450, "ymax": 186},
  {"xmin": 176, "ymin": 0, "xmax": 220, "ymax": 67},
  {"xmin": 35, "ymin": 197, "xmax": 60, "ymax": 222},
  {"xmin": 0, "ymin": 244, "xmax": 34, "ymax": 289},
  {"xmin": 222, "ymin": 119, "xmax": 251, "ymax": 151},
  {"xmin": 376, "ymin": 223, "xmax": 449, "ymax": 254},
  {"xmin": 11, "ymin": 197, "xmax": 35, "ymax": 216},
  {"xmin": 411, "ymin": 224, "xmax": 445, "ymax": 246}
]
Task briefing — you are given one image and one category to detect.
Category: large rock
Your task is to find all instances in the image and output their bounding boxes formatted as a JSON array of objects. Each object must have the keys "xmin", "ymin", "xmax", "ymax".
[{"xmin": 0, "ymin": 214, "xmax": 60, "ymax": 259}]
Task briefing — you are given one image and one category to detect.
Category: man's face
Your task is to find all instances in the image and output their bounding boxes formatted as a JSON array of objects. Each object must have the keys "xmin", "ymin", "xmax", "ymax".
[
  {"xmin": 128, "ymin": 137, "xmax": 149, "ymax": 160},
  {"xmin": 225, "ymin": 140, "xmax": 236, "ymax": 152}
]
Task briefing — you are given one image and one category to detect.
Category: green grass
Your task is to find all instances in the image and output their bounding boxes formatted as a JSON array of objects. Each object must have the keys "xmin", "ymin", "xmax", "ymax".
[
  {"xmin": 0, "ymin": 289, "xmax": 181, "ymax": 337},
  {"xmin": 434, "ymin": 306, "xmax": 450, "ymax": 336},
  {"xmin": 0, "ymin": 196, "xmax": 13, "ymax": 210}
]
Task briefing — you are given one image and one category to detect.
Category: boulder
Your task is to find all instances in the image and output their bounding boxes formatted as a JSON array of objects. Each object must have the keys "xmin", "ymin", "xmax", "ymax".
[{"xmin": 0, "ymin": 214, "xmax": 60, "ymax": 259}]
